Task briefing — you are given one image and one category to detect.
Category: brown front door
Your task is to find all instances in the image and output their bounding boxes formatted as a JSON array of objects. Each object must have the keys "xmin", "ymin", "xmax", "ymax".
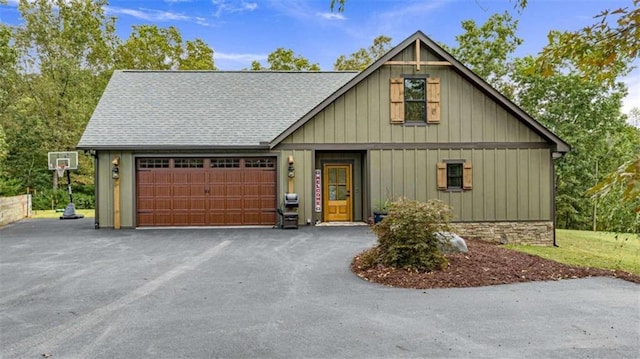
[{"xmin": 323, "ymin": 164, "xmax": 352, "ymax": 222}]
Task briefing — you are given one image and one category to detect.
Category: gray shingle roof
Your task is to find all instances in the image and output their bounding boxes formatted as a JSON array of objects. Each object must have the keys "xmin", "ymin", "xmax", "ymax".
[{"xmin": 77, "ymin": 70, "xmax": 357, "ymax": 149}]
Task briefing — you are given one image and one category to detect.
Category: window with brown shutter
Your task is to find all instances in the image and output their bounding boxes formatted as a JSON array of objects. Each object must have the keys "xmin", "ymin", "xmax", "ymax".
[
  {"xmin": 427, "ymin": 78, "xmax": 441, "ymax": 123},
  {"xmin": 436, "ymin": 162, "xmax": 447, "ymax": 190},
  {"xmin": 463, "ymin": 162, "xmax": 473, "ymax": 189},
  {"xmin": 390, "ymin": 78, "xmax": 404, "ymax": 123},
  {"xmin": 437, "ymin": 160, "xmax": 472, "ymax": 191},
  {"xmin": 390, "ymin": 77, "xmax": 441, "ymax": 124}
]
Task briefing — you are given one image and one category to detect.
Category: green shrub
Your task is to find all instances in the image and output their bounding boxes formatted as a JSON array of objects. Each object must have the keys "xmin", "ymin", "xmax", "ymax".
[
  {"xmin": 370, "ymin": 198, "xmax": 454, "ymax": 271},
  {"xmin": 31, "ymin": 189, "xmax": 68, "ymax": 210}
]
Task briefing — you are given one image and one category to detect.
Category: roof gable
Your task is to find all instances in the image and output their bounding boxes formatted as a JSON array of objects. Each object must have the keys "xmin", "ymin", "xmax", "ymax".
[
  {"xmin": 270, "ymin": 31, "xmax": 570, "ymax": 153},
  {"xmin": 78, "ymin": 71, "xmax": 357, "ymax": 150}
]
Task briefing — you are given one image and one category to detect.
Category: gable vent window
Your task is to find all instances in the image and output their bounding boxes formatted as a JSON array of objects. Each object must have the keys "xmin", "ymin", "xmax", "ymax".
[
  {"xmin": 437, "ymin": 161, "xmax": 472, "ymax": 191},
  {"xmin": 390, "ymin": 77, "xmax": 440, "ymax": 124}
]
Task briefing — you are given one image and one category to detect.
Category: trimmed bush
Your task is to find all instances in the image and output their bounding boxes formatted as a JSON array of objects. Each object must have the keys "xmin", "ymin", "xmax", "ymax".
[{"xmin": 370, "ymin": 198, "xmax": 454, "ymax": 271}]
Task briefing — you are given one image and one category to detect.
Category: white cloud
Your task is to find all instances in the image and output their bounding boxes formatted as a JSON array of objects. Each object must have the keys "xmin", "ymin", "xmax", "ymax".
[
  {"xmin": 212, "ymin": 0, "xmax": 258, "ymax": 18},
  {"xmin": 165, "ymin": 0, "xmax": 192, "ymax": 3},
  {"xmin": 215, "ymin": 52, "xmax": 267, "ymax": 62},
  {"xmin": 317, "ymin": 12, "xmax": 346, "ymax": 21},
  {"xmin": 106, "ymin": 6, "xmax": 209, "ymax": 26}
]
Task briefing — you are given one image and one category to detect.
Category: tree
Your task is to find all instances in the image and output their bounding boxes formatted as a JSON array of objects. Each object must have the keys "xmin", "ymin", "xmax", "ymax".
[
  {"xmin": 512, "ymin": 56, "xmax": 638, "ymax": 231},
  {"xmin": 442, "ymin": 11, "xmax": 522, "ymax": 99},
  {"xmin": 250, "ymin": 48, "xmax": 320, "ymax": 71},
  {"xmin": 2, "ymin": 0, "xmax": 118, "ymax": 191},
  {"xmin": 334, "ymin": 35, "xmax": 392, "ymax": 71},
  {"xmin": 115, "ymin": 25, "xmax": 215, "ymax": 70},
  {"xmin": 535, "ymin": 0, "xmax": 639, "ymax": 85},
  {"xmin": 180, "ymin": 38, "xmax": 216, "ymax": 70}
]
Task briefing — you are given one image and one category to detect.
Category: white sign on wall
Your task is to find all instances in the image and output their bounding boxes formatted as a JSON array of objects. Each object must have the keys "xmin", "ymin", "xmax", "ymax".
[{"xmin": 314, "ymin": 169, "xmax": 322, "ymax": 212}]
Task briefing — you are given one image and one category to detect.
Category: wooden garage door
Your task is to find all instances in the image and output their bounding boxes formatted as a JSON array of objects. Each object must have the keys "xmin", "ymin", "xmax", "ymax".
[{"xmin": 136, "ymin": 158, "xmax": 277, "ymax": 226}]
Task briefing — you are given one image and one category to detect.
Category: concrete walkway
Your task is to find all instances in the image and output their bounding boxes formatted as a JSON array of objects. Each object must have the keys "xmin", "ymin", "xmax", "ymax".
[{"xmin": 1, "ymin": 219, "xmax": 638, "ymax": 358}]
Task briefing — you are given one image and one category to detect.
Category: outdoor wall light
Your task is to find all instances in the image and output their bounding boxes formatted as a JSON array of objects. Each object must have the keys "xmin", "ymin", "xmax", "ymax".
[
  {"xmin": 111, "ymin": 157, "xmax": 120, "ymax": 179},
  {"xmin": 287, "ymin": 155, "xmax": 295, "ymax": 178}
]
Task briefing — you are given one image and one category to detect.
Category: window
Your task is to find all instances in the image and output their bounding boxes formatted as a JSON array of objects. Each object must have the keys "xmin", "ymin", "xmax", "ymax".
[
  {"xmin": 245, "ymin": 158, "xmax": 275, "ymax": 168},
  {"xmin": 210, "ymin": 158, "xmax": 240, "ymax": 168},
  {"xmin": 139, "ymin": 159, "xmax": 169, "ymax": 168},
  {"xmin": 390, "ymin": 77, "xmax": 441, "ymax": 124},
  {"xmin": 446, "ymin": 163, "xmax": 463, "ymax": 189},
  {"xmin": 174, "ymin": 159, "xmax": 204, "ymax": 168},
  {"xmin": 437, "ymin": 161, "xmax": 472, "ymax": 191},
  {"xmin": 404, "ymin": 78, "xmax": 426, "ymax": 122}
]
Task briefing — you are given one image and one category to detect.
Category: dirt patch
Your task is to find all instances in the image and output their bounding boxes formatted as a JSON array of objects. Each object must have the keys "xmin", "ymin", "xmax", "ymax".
[{"xmin": 351, "ymin": 239, "xmax": 640, "ymax": 289}]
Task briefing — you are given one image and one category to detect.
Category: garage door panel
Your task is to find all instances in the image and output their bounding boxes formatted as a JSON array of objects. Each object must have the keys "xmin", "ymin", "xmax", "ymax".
[
  {"xmin": 137, "ymin": 198, "xmax": 155, "ymax": 210},
  {"xmin": 210, "ymin": 186, "xmax": 225, "ymax": 196},
  {"xmin": 207, "ymin": 211, "xmax": 226, "ymax": 225},
  {"xmin": 226, "ymin": 186, "xmax": 243, "ymax": 196},
  {"xmin": 261, "ymin": 212, "xmax": 277, "ymax": 223},
  {"xmin": 190, "ymin": 198, "xmax": 206, "ymax": 210},
  {"xmin": 154, "ymin": 172, "xmax": 172, "ymax": 184},
  {"xmin": 138, "ymin": 213, "xmax": 154, "ymax": 226},
  {"xmin": 208, "ymin": 198, "xmax": 225, "ymax": 210},
  {"xmin": 244, "ymin": 186, "xmax": 260, "ymax": 196},
  {"xmin": 173, "ymin": 185, "xmax": 190, "ymax": 196},
  {"xmin": 226, "ymin": 198, "xmax": 242, "ymax": 209},
  {"xmin": 155, "ymin": 186, "xmax": 171, "ymax": 196},
  {"xmin": 226, "ymin": 172, "xmax": 243, "ymax": 182},
  {"xmin": 260, "ymin": 185, "xmax": 276, "ymax": 196},
  {"xmin": 225, "ymin": 212, "xmax": 243, "ymax": 225},
  {"xmin": 137, "ymin": 157, "xmax": 277, "ymax": 227},
  {"xmin": 243, "ymin": 211, "xmax": 261, "ymax": 224},
  {"xmin": 155, "ymin": 198, "xmax": 172, "ymax": 210},
  {"xmin": 173, "ymin": 198, "xmax": 189, "ymax": 210},
  {"xmin": 138, "ymin": 186, "xmax": 155, "ymax": 197},
  {"xmin": 154, "ymin": 212, "xmax": 172, "ymax": 225}
]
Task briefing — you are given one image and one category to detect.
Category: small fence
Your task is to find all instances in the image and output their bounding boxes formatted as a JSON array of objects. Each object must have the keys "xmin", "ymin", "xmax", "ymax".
[{"xmin": 0, "ymin": 194, "xmax": 32, "ymax": 227}]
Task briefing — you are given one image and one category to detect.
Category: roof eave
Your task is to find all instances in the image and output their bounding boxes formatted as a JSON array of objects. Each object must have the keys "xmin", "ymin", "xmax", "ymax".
[{"xmin": 76, "ymin": 144, "xmax": 272, "ymax": 151}]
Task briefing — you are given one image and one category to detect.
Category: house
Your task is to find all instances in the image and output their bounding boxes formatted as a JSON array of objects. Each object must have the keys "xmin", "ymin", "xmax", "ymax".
[{"xmin": 78, "ymin": 31, "xmax": 570, "ymax": 245}]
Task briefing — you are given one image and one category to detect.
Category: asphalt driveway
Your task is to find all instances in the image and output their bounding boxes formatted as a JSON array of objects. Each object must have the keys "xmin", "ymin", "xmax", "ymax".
[{"xmin": 1, "ymin": 219, "xmax": 638, "ymax": 358}]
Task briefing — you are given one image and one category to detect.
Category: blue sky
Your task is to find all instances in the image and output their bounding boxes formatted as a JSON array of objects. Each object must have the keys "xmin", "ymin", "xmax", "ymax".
[{"xmin": 1, "ymin": 0, "xmax": 638, "ymax": 113}]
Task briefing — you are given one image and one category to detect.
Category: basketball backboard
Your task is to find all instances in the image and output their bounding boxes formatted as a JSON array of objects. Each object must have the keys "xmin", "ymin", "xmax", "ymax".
[{"xmin": 48, "ymin": 151, "xmax": 79, "ymax": 171}]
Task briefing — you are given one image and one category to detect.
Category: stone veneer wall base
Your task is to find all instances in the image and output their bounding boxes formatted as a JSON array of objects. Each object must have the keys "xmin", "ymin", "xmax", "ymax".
[{"xmin": 450, "ymin": 221, "xmax": 554, "ymax": 246}]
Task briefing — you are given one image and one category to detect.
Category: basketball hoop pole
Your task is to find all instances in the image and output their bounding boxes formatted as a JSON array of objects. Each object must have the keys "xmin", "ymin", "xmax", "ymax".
[
  {"xmin": 66, "ymin": 169, "xmax": 73, "ymax": 203},
  {"xmin": 49, "ymin": 151, "xmax": 84, "ymax": 220}
]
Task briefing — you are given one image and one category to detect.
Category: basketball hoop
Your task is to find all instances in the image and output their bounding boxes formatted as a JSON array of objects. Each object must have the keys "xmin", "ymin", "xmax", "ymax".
[
  {"xmin": 56, "ymin": 164, "xmax": 67, "ymax": 178},
  {"xmin": 55, "ymin": 158, "xmax": 70, "ymax": 179}
]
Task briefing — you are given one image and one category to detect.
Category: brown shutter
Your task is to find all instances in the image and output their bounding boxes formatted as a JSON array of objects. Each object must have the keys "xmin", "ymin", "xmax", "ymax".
[
  {"xmin": 437, "ymin": 162, "xmax": 447, "ymax": 190},
  {"xmin": 390, "ymin": 78, "xmax": 404, "ymax": 123},
  {"xmin": 427, "ymin": 77, "xmax": 441, "ymax": 124},
  {"xmin": 463, "ymin": 162, "xmax": 473, "ymax": 190}
]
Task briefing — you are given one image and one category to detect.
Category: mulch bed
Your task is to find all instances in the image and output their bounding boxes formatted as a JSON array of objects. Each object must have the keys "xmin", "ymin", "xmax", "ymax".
[{"xmin": 351, "ymin": 239, "xmax": 640, "ymax": 289}]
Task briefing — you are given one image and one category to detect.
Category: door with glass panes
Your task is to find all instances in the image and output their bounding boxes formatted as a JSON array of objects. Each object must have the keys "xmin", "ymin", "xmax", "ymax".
[{"xmin": 323, "ymin": 164, "xmax": 352, "ymax": 222}]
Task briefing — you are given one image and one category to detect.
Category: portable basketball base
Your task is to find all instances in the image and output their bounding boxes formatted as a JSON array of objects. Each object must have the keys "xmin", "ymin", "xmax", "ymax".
[{"xmin": 48, "ymin": 152, "xmax": 84, "ymax": 220}]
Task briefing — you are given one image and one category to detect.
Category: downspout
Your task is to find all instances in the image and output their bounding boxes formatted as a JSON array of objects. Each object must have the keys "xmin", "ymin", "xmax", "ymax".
[
  {"xmin": 93, "ymin": 150, "xmax": 99, "ymax": 229},
  {"xmin": 551, "ymin": 151, "xmax": 562, "ymax": 247}
]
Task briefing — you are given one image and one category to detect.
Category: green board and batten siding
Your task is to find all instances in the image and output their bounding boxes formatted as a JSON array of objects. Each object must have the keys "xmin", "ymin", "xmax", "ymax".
[
  {"xmin": 96, "ymin": 151, "xmax": 135, "ymax": 228},
  {"xmin": 276, "ymin": 44, "xmax": 552, "ymax": 223}
]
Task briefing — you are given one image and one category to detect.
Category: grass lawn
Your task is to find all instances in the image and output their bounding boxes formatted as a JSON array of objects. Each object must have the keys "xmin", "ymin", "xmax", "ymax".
[
  {"xmin": 507, "ymin": 229, "xmax": 640, "ymax": 275},
  {"xmin": 31, "ymin": 209, "xmax": 95, "ymax": 219}
]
